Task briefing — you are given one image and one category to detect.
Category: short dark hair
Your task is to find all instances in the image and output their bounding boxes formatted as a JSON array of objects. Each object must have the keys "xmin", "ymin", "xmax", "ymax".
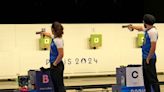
[
  {"xmin": 51, "ymin": 21, "xmax": 64, "ymax": 37},
  {"xmin": 143, "ymin": 14, "xmax": 156, "ymax": 25}
]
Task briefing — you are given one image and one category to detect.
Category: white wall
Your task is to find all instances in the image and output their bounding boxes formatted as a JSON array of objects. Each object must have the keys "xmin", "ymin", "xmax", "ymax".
[{"xmin": 0, "ymin": 23, "xmax": 163, "ymax": 79}]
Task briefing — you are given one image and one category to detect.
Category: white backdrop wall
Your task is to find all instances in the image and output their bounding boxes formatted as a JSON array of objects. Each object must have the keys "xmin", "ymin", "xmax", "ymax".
[{"xmin": 0, "ymin": 23, "xmax": 163, "ymax": 79}]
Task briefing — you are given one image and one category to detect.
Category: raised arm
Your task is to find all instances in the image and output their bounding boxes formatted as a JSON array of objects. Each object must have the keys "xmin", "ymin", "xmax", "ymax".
[
  {"xmin": 36, "ymin": 31, "xmax": 52, "ymax": 38},
  {"xmin": 41, "ymin": 32, "xmax": 52, "ymax": 38},
  {"xmin": 128, "ymin": 25, "xmax": 144, "ymax": 31}
]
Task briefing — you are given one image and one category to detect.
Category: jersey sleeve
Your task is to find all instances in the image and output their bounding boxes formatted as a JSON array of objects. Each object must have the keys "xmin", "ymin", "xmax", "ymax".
[
  {"xmin": 148, "ymin": 30, "xmax": 158, "ymax": 42},
  {"xmin": 54, "ymin": 38, "xmax": 64, "ymax": 48}
]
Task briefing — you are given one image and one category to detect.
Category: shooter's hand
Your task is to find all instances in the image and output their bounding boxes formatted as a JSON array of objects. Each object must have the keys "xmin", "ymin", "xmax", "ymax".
[
  {"xmin": 122, "ymin": 24, "xmax": 134, "ymax": 31},
  {"xmin": 127, "ymin": 25, "xmax": 134, "ymax": 31}
]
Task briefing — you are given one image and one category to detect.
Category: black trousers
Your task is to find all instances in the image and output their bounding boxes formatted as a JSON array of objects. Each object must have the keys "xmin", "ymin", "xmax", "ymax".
[
  {"xmin": 50, "ymin": 61, "xmax": 66, "ymax": 92},
  {"xmin": 142, "ymin": 59, "xmax": 160, "ymax": 92}
]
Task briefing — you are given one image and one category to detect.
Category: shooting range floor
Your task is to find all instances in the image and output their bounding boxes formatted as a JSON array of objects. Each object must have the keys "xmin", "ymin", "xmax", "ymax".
[{"xmin": 0, "ymin": 75, "xmax": 164, "ymax": 92}]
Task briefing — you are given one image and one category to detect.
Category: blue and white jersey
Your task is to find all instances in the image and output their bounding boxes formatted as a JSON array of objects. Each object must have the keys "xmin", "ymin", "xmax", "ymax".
[
  {"xmin": 142, "ymin": 28, "xmax": 158, "ymax": 59},
  {"xmin": 49, "ymin": 37, "xmax": 64, "ymax": 64}
]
